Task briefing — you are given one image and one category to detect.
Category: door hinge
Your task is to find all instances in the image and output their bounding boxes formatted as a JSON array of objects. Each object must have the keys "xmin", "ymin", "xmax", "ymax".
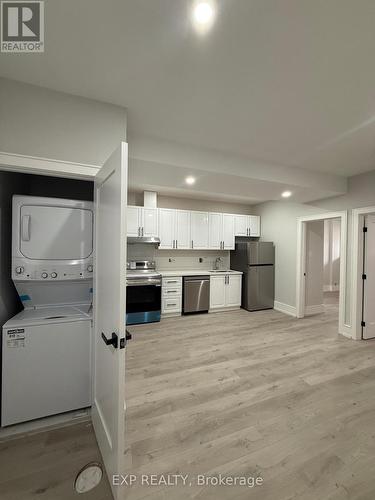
[
  {"xmin": 361, "ymin": 321, "xmax": 366, "ymax": 327},
  {"xmin": 362, "ymin": 274, "xmax": 367, "ymax": 280},
  {"xmin": 363, "ymin": 227, "xmax": 368, "ymax": 233}
]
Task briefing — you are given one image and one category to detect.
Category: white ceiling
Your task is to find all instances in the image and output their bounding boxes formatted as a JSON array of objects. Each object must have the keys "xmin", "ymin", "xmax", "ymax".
[{"xmin": 1, "ymin": 0, "xmax": 374, "ymax": 197}]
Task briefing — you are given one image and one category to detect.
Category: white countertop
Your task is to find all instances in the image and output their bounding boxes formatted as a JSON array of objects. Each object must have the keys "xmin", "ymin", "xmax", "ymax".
[{"xmin": 159, "ymin": 269, "xmax": 243, "ymax": 277}]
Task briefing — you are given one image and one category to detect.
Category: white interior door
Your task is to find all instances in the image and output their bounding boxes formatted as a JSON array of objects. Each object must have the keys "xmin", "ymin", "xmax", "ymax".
[
  {"xmin": 363, "ymin": 215, "xmax": 375, "ymax": 339},
  {"xmin": 92, "ymin": 143, "xmax": 127, "ymax": 500}
]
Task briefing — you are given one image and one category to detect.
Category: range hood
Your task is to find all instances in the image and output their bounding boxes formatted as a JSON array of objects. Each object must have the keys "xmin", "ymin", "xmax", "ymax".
[{"xmin": 127, "ymin": 236, "xmax": 160, "ymax": 246}]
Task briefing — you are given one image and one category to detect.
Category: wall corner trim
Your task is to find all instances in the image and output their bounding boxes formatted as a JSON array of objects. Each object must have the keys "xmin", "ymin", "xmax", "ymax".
[{"xmin": 274, "ymin": 301, "xmax": 297, "ymax": 317}]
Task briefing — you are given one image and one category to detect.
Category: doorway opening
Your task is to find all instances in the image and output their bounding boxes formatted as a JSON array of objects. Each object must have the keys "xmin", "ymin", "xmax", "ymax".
[{"xmin": 296, "ymin": 211, "xmax": 348, "ymax": 336}]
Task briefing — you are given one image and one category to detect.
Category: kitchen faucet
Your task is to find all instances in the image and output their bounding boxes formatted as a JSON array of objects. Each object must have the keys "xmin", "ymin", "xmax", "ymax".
[{"xmin": 214, "ymin": 257, "xmax": 223, "ymax": 270}]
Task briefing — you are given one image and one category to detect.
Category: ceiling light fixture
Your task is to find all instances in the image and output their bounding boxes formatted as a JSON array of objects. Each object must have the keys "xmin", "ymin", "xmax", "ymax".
[
  {"xmin": 192, "ymin": 1, "xmax": 215, "ymax": 30},
  {"xmin": 185, "ymin": 176, "xmax": 196, "ymax": 185},
  {"xmin": 281, "ymin": 191, "xmax": 292, "ymax": 198}
]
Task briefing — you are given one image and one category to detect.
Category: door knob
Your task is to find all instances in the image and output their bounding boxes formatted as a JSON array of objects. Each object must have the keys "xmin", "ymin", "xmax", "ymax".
[{"xmin": 101, "ymin": 332, "xmax": 118, "ymax": 349}]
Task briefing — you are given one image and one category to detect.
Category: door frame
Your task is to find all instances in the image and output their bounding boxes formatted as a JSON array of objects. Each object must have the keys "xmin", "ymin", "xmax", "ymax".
[
  {"xmin": 296, "ymin": 211, "xmax": 348, "ymax": 337},
  {"xmin": 351, "ymin": 206, "xmax": 375, "ymax": 340}
]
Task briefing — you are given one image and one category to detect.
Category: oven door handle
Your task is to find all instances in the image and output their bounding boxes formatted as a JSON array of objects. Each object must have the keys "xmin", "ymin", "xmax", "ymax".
[{"xmin": 126, "ymin": 280, "xmax": 161, "ymax": 287}]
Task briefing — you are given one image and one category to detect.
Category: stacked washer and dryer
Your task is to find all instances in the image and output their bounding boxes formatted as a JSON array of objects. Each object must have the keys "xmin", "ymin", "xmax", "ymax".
[{"xmin": 1, "ymin": 195, "xmax": 94, "ymax": 427}]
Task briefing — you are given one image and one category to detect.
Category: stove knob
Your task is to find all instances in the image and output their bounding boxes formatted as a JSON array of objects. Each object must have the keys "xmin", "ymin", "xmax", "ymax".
[
  {"xmin": 41, "ymin": 272, "xmax": 48, "ymax": 279},
  {"xmin": 87, "ymin": 265, "xmax": 93, "ymax": 272},
  {"xmin": 15, "ymin": 266, "xmax": 24, "ymax": 274},
  {"xmin": 51, "ymin": 272, "xmax": 57, "ymax": 278}
]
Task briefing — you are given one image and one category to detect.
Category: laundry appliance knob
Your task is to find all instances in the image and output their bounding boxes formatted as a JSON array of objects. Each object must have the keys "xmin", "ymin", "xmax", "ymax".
[{"xmin": 41, "ymin": 272, "xmax": 48, "ymax": 279}]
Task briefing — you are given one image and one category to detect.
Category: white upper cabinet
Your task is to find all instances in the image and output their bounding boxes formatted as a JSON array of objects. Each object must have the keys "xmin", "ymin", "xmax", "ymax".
[
  {"xmin": 127, "ymin": 206, "xmax": 142, "ymax": 237},
  {"xmin": 208, "ymin": 213, "xmax": 222, "ymax": 250},
  {"xmin": 127, "ymin": 206, "xmax": 158, "ymax": 237},
  {"xmin": 209, "ymin": 213, "xmax": 235, "ymax": 250},
  {"xmin": 175, "ymin": 210, "xmax": 191, "ymax": 249},
  {"xmin": 129, "ymin": 206, "xmax": 260, "ymax": 246},
  {"xmin": 249, "ymin": 215, "xmax": 260, "ymax": 237},
  {"xmin": 222, "ymin": 214, "xmax": 235, "ymax": 250},
  {"xmin": 190, "ymin": 211, "xmax": 209, "ymax": 249},
  {"xmin": 234, "ymin": 214, "xmax": 261, "ymax": 237},
  {"xmin": 158, "ymin": 209, "xmax": 191, "ymax": 249},
  {"xmin": 234, "ymin": 215, "xmax": 248, "ymax": 237},
  {"xmin": 158, "ymin": 208, "xmax": 176, "ymax": 249},
  {"xmin": 143, "ymin": 208, "xmax": 158, "ymax": 237}
]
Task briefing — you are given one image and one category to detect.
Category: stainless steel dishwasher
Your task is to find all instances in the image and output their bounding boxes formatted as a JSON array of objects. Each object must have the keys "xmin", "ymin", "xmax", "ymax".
[{"xmin": 183, "ymin": 276, "xmax": 210, "ymax": 314}]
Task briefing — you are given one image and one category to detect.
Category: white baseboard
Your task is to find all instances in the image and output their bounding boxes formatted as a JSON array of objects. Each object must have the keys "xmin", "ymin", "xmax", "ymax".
[
  {"xmin": 305, "ymin": 304, "xmax": 324, "ymax": 315},
  {"xmin": 0, "ymin": 408, "xmax": 90, "ymax": 441},
  {"xmin": 323, "ymin": 285, "xmax": 339, "ymax": 292},
  {"xmin": 274, "ymin": 301, "xmax": 297, "ymax": 317}
]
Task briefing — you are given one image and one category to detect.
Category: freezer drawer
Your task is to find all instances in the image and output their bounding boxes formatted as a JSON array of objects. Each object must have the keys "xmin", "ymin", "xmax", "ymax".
[{"xmin": 244, "ymin": 265, "xmax": 274, "ymax": 311}]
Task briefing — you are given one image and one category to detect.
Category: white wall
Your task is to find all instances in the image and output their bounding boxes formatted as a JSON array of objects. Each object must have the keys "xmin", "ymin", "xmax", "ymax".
[
  {"xmin": 254, "ymin": 168, "xmax": 375, "ymax": 330},
  {"xmin": 253, "ymin": 201, "xmax": 326, "ymax": 308},
  {"xmin": 0, "ymin": 78, "xmax": 127, "ymax": 166}
]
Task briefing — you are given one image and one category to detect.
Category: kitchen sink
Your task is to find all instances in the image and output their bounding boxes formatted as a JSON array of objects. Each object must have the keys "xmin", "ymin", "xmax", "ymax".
[{"xmin": 210, "ymin": 270, "xmax": 234, "ymax": 273}]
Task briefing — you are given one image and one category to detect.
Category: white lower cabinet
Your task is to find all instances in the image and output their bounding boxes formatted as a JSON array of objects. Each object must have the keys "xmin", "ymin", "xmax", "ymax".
[
  {"xmin": 225, "ymin": 275, "xmax": 242, "ymax": 307},
  {"xmin": 210, "ymin": 274, "xmax": 242, "ymax": 311},
  {"xmin": 161, "ymin": 277, "xmax": 182, "ymax": 316},
  {"xmin": 209, "ymin": 275, "xmax": 226, "ymax": 308}
]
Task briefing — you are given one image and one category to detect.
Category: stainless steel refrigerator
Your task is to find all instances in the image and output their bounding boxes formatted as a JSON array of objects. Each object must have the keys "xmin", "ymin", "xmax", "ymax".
[{"xmin": 230, "ymin": 241, "xmax": 275, "ymax": 311}]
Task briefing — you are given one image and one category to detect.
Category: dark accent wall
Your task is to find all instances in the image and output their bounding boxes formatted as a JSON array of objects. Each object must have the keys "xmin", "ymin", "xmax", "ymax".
[{"xmin": 0, "ymin": 170, "xmax": 93, "ymax": 329}]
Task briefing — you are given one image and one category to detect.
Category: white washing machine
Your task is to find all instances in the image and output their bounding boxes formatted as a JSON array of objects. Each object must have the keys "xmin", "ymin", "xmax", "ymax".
[{"xmin": 1, "ymin": 195, "xmax": 94, "ymax": 427}]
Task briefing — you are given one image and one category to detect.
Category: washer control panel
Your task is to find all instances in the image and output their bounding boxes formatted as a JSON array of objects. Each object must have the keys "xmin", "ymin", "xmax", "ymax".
[{"xmin": 12, "ymin": 260, "xmax": 94, "ymax": 281}]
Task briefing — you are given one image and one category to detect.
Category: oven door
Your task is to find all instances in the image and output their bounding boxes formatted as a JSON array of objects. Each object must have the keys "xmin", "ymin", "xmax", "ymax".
[{"xmin": 126, "ymin": 280, "xmax": 161, "ymax": 325}]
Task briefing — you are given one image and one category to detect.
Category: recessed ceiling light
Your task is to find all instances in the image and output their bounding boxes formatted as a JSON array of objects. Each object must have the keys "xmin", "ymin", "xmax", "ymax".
[
  {"xmin": 192, "ymin": 1, "xmax": 215, "ymax": 30},
  {"xmin": 281, "ymin": 191, "xmax": 292, "ymax": 198},
  {"xmin": 185, "ymin": 176, "xmax": 196, "ymax": 185}
]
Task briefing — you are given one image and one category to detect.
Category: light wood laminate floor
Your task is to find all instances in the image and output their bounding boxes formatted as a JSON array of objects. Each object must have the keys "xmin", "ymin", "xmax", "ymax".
[{"xmin": 2, "ymin": 303, "xmax": 375, "ymax": 500}]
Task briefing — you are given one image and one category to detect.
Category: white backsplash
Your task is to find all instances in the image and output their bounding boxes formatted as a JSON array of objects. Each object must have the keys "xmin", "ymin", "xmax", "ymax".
[{"xmin": 127, "ymin": 244, "xmax": 230, "ymax": 271}]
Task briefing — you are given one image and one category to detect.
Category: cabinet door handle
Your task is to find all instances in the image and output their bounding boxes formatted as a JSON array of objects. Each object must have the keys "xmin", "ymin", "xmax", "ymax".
[
  {"xmin": 176, "ymin": 240, "xmax": 178, "ymax": 249},
  {"xmin": 191, "ymin": 240, "xmax": 194, "ymax": 249},
  {"xmin": 142, "ymin": 227, "xmax": 144, "ymax": 236}
]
